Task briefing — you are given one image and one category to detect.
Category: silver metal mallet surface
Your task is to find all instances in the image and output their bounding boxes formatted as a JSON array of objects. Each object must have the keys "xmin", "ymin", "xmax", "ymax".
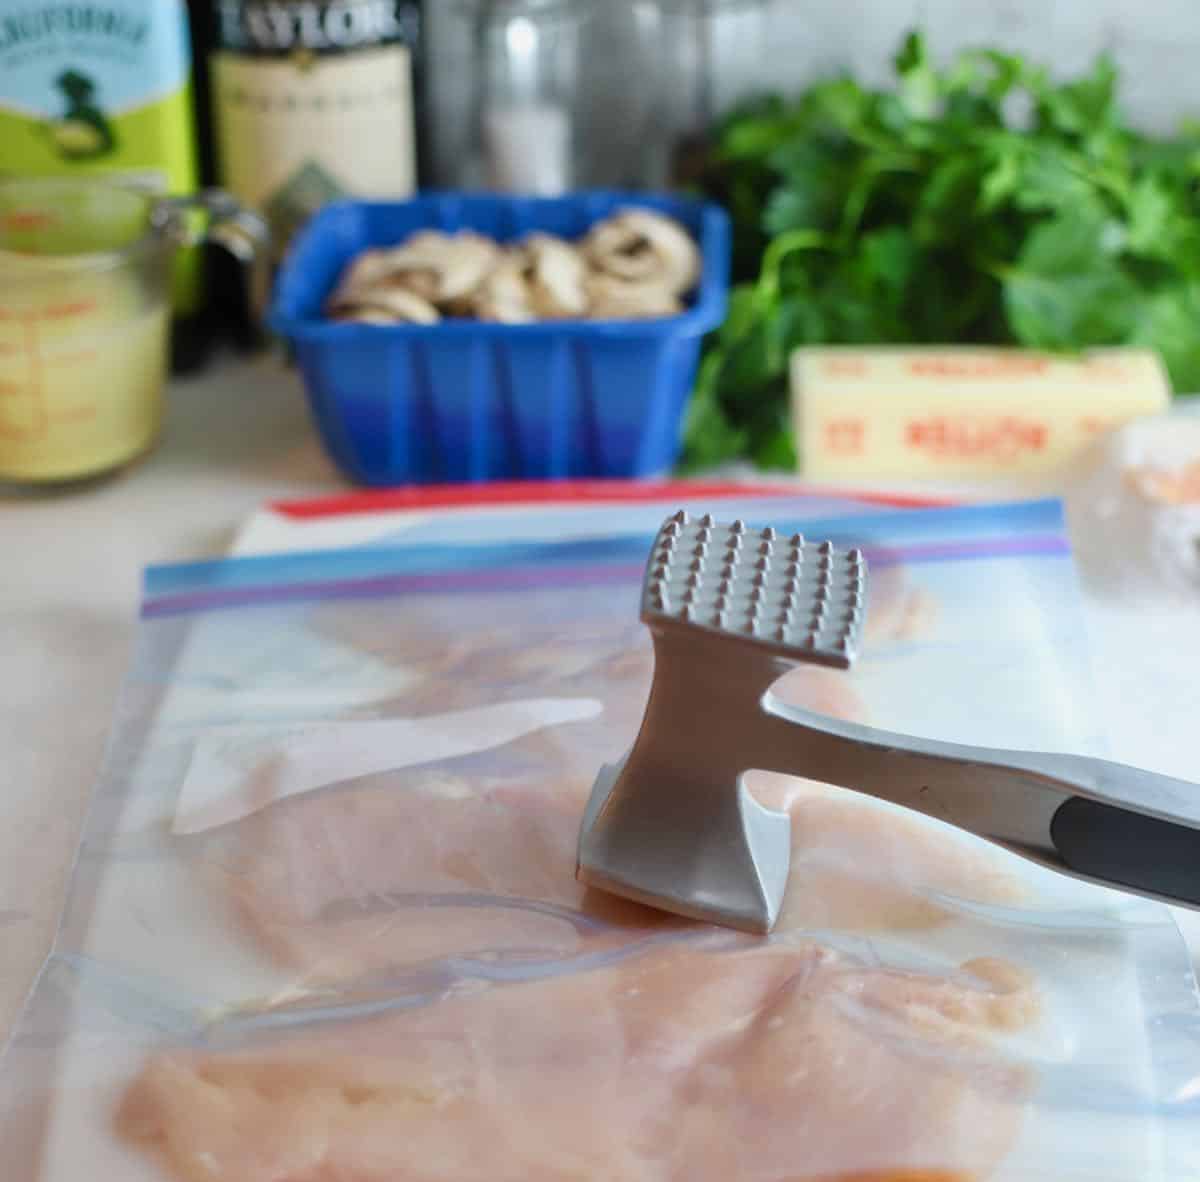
[{"xmin": 576, "ymin": 511, "xmax": 1200, "ymax": 933}]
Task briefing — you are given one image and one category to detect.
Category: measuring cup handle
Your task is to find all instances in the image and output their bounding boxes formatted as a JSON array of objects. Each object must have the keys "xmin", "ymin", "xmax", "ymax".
[
  {"xmin": 155, "ymin": 190, "xmax": 269, "ymax": 249},
  {"xmin": 155, "ymin": 191, "xmax": 273, "ymax": 337}
]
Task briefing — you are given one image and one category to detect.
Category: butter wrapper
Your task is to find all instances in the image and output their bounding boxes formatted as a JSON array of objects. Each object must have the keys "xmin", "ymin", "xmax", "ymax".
[{"xmin": 792, "ymin": 346, "xmax": 1170, "ymax": 480}]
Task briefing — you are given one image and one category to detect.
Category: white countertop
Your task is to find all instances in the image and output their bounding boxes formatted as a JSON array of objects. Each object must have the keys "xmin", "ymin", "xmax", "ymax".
[
  {"xmin": 0, "ymin": 353, "xmax": 343, "ymax": 1039},
  {"xmin": 1, "ymin": 354, "xmax": 1197, "ymax": 1050}
]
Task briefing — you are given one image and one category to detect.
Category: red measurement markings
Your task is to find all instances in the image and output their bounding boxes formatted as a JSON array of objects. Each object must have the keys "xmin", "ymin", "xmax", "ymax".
[
  {"xmin": 41, "ymin": 298, "xmax": 98, "ymax": 320},
  {"xmin": 27, "ymin": 314, "xmax": 47, "ymax": 439},
  {"xmin": 0, "ymin": 209, "xmax": 57, "ymax": 234},
  {"xmin": 0, "ymin": 314, "xmax": 51, "ymax": 441},
  {"xmin": 0, "ymin": 300, "xmax": 97, "ymax": 322},
  {"xmin": 0, "ymin": 374, "xmax": 29, "ymax": 437},
  {"xmin": 0, "ymin": 305, "xmax": 102, "ymax": 439},
  {"xmin": 0, "ymin": 324, "xmax": 30, "ymax": 437}
]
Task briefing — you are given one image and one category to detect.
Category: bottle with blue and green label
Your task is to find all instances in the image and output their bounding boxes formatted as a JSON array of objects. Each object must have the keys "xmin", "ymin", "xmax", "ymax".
[{"xmin": 0, "ymin": 1, "xmax": 210, "ymax": 371}]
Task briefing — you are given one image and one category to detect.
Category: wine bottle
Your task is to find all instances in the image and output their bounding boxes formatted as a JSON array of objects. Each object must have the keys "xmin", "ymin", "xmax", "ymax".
[{"xmin": 209, "ymin": 0, "xmax": 423, "ymax": 258}]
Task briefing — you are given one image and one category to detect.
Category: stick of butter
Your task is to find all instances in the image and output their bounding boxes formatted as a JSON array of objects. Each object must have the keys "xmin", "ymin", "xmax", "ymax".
[{"xmin": 792, "ymin": 346, "xmax": 1171, "ymax": 480}]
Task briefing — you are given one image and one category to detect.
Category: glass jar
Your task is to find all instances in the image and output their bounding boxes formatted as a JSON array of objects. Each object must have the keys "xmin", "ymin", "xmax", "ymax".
[
  {"xmin": 631, "ymin": 0, "xmax": 769, "ymax": 189},
  {"xmin": 0, "ymin": 179, "xmax": 265, "ymax": 483},
  {"xmin": 467, "ymin": 0, "xmax": 597, "ymax": 195}
]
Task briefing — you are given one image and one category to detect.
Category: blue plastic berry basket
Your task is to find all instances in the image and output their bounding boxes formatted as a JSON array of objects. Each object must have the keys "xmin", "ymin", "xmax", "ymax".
[{"xmin": 269, "ymin": 191, "xmax": 730, "ymax": 486}]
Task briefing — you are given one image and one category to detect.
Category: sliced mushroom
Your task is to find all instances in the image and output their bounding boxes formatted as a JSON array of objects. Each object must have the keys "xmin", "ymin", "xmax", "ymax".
[
  {"xmin": 327, "ymin": 285, "xmax": 441, "ymax": 325},
  {"xmin": 585, "ymin": 272, "xmax": 683, "ymax": 320},
  {"xmin": 370, "ymin": 233, "xmax": 495, "ymax": 306},
  {"xmin": 325, "ymin": 249, "xmax": 420, "ymax": 309},
  {"xmin": 583, "ymin": 208, "xmax": 701, "ymax": 297},
  {"xmin": 429, "ymin": 232, "xmax": 503, "ymax": 305},
  {"xmin": 473, "ymin": 255, "xmax": 538, "ymax": 323},
  {"xmin": 523, "ymin": 233, "xmax": 589, "ymax": 319},
  {"xmin": 324, "ymin": 212, "xmax": 699, "ymax": 325},
  {"xmin": 329, "ymin": 307, "xmax": 413, "ymax": 326},
  {"xmin": 329, "ymin": 231, "xmax": 500, "ymax": 314},
  {"xmin": 330, "ymin": 248, "xmax": 393, "ymax": 294},
  {"xmin": 360, "ymin": 234, "xmax": 443, "ymax": 302}
]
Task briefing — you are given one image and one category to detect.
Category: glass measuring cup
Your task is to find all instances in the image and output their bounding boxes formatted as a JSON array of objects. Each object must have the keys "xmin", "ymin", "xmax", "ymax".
[{"xmin": 0, "ymin": 178, "xmax": 266, "ymax": 484}]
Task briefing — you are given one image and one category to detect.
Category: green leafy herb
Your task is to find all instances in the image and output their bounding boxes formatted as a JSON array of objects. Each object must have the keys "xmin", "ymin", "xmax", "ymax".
[{"xmin": 685, "ymin": 31, "xmax": 1200, "ymax": 470}]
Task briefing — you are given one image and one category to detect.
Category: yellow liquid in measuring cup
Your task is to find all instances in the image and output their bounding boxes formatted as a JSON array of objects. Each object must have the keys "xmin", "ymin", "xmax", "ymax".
[{"xmin": 0, "ymin": 262, "xmax": 168, "ymax": 482}]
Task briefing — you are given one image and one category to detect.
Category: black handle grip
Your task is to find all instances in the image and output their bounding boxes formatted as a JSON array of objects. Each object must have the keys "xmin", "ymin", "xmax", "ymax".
[{"xmin": 1051, "ymin": 796, "xmax": 1200, "ymax": 906}]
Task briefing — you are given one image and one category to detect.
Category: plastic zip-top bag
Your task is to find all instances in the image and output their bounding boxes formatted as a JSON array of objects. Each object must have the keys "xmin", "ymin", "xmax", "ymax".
[
  {"xmin": 3, "ymin": 498, "xmax": 1198, "ymax": 1181},
  {"xmin": 232, "ymin": 479, "xmax": 948, "ymax": 556}
]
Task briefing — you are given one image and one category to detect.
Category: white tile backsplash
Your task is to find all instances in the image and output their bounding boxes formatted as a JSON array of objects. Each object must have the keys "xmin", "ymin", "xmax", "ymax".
[{"xmin": 424, "ymin": 0, "xmax": 1200, "ymax": 184}]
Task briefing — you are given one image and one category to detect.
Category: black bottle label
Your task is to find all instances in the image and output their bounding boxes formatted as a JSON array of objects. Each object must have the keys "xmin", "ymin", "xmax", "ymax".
[{"xmin": 214, "ymin": 1, "xmax": 418, "ymax": 56}]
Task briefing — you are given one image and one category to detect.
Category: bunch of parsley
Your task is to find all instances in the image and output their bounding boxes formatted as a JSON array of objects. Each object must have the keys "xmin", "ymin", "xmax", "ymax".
[{"xmin": 684, "ymin": 32, "xmax": 1200, "ymax": 470}]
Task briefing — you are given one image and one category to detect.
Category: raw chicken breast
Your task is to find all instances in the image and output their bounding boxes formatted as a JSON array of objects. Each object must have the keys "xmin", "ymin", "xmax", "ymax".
[
  {"xmin": 298, "ymin": 563, "xmax": 921, "ymax": 723},
  {"xmin": 220, "ymin": 561, "xmax": 992, "ymax": 984},
  {"xmin": 221, "ymin": 767, "xmax": 596, "ymax": 979},
  {"xmin": 226, "ymin": 757, "xmax": 1021, "ymax": 985},
  {"xmin": 305, "ymin": 588, "xmax": 654, "ymax": 717},
  {"xmin": 119, "ymin": 940, "xmax": 1034, "ymax": 1182}
]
